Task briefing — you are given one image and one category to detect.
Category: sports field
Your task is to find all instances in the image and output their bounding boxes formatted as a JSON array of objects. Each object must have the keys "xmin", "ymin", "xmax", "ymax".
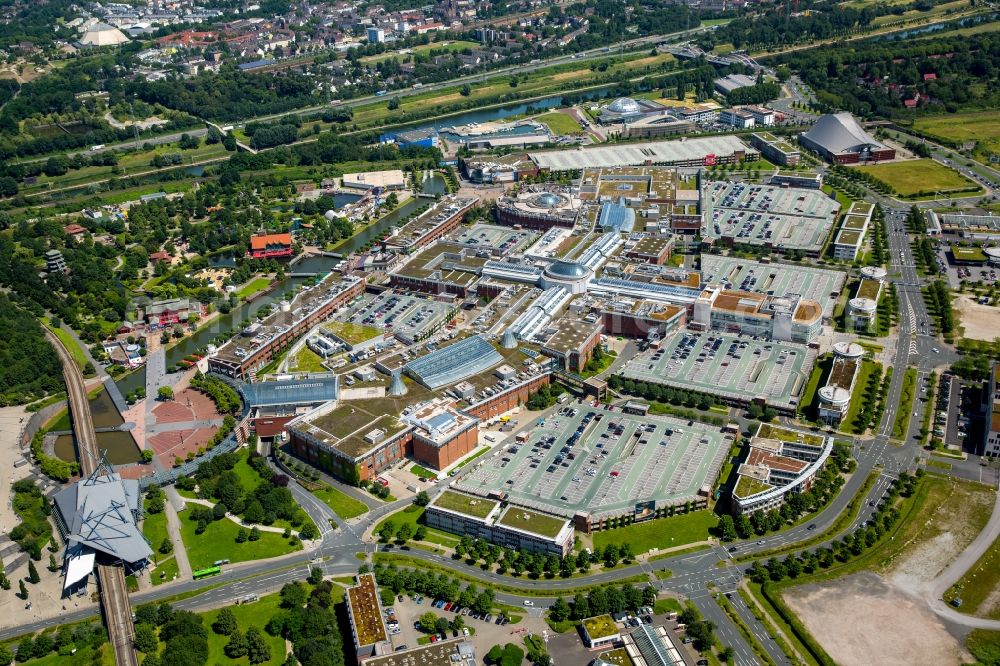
[
  {"xmin": 621, "ymin": 331, "xmax": 816, "ymax": 411},
  {"xmin": 855, "ymin": 159, "xmax": 981, "ymax": 198},
  {"xmin": 455, "ymin": 407, "xmax": 730, "ymax": 520}
]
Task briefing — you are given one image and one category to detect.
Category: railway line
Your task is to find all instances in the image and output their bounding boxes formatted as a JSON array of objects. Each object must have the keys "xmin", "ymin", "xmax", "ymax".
[{"xmin": 44, "ymin": 329, "xmax": 138, "ymax": 666}]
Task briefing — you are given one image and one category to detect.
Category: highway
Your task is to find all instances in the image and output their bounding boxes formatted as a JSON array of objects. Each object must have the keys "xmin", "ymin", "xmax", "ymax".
[{"xmin": 43, "ymin": 330, "xmax": 139, "ymax": 666}]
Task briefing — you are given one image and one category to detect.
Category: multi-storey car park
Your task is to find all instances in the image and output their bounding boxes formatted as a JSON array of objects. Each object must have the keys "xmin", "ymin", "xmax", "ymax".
[
  {"xmin": 451, "ymin": 223, "xmax": 538, "ymax": 255},
  {"xmin": 731, "ymin": 423, "xmax": 834, "ymax": 515},
  {"xmin": 701, "ymin": 181, "xmax": 841, "ymax": 256},
  {"xmin": 527, "ymin": 135, "xmax": 759, "ymax": 172},
  {"xmin": 382, "ymin": 195, "xmax": 478, "ymax": 254},
  {"xmin": 698, "ymin": 255, "xmax": 847, "ymax": 319},
  {"xmin": 453, "ymin": 406, "xmax": 731, "ymax": 532},
  {"xmin": 620, "ymin": 331, "xmax": 817, "ymax": 414}
]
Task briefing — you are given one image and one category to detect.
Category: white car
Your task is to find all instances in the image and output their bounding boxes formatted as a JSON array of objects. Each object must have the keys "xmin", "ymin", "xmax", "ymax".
[{"xmin": 523, "ymin": 600, "xmax": 534, "ymax": 606}]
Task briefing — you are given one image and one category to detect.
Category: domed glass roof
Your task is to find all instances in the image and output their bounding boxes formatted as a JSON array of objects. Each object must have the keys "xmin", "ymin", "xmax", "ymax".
[
  {"xmin": 608, "ymin": 97, "xmax": 640, "ymax": 114},
  {"xmin": 545, "ymin": 260, "xmax": 589, "ymax": 279},
  {"xmin": 532, "ymin": 192, "xmax": 564, "ymax": 208}
]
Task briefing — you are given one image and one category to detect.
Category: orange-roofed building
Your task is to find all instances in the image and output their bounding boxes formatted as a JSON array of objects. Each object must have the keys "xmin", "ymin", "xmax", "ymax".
[{"xmin": 249, "ymin": 232, "xmax": 294, "ymax": 259}]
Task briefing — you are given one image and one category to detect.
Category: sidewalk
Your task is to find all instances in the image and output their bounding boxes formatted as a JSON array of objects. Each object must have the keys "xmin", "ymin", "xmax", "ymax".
[{"xmin": 164, "ymin": 500, "xmax": 193, "ymax": 580}]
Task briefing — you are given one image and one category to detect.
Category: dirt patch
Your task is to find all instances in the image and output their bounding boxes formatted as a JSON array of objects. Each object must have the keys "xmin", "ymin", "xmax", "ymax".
[
  {"xmin": 784, "ymin": 573, "xmax": 968, "ymax": 666},
  {"xmin": 954, "ymin": 294, "xmax": 1000, "ymax": 342}
]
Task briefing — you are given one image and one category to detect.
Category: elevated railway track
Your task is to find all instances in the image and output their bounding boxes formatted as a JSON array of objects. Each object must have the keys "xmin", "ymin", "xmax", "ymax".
[{"xmin": 44, "ymin": 329, "xmax": 138, "ymax": 666}]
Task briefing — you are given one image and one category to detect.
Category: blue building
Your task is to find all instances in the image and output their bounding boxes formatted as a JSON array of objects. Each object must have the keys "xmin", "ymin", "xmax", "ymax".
[
  {"xmin": 381, "ymin": 128, "xmax": 440, "ymax": 150},
  {"xmin": 598, "ymin": 197, "xmax": 635, "ymax": 233}
]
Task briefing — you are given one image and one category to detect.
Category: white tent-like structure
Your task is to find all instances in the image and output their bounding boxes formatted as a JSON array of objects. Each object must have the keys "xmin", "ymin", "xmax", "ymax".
[
  {"xmin": 54, "ymin": 454, "xmax": 152, "ymax": 594},
  {"xmin": 78, "ymin": 23, "xmax": 130, "ymax": 48}
]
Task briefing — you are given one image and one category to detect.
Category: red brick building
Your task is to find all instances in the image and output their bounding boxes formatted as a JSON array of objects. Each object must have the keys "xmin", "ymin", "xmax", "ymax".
[{"xmin": 249, "ymin": 232, "xmax": 294, "ymax": 259}]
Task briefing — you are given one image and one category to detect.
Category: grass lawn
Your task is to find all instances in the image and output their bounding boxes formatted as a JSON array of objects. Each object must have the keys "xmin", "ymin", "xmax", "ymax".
[
  {"xmin": 236, "ymin": 277, "xmax": 271, "ymax": 300},
  {"xmin": 855, "ymin": 159, "xmax": 981, "ymax": 198},
  {"xmin": 653, "ymin": 598, "xmax": 683, "ymax": 615},
  {"xmin": 374, "ymin": 505, "xmax": 459, "ymax": 547},
  {"xmin": 913, "ymin": 112, "xmax": 1000, "ymax": 160},
  {"xmin": 312, "ymin": 484, "xmax": 369, "ymax": 520},
  {"xmin": 535, "ymin": 111, "xmax": 583, "ymax": 135},
  {"xmin": 8, "ymin": 644, "xmax": 115, "ymax": 666},
  {"xmin": 967, "ymin": 630, "xmax": 1000, "ymax": 665},
  {"xmin": 360, "ymin": 40, "xmax": 480, "ymax": 64},
  {"xmin": 840, "ymin": 360, "xmax": 878, "ymax": 434},
  {"xmin": 926, "ymin": 459, "xmax": 953, "ymax": 470},
  {"xmin": 945, "ymin": 532, "xmax": 1000, "ymax": 619},
  {"xmin": 892, "ymin": 368, "xmax": 917, "ymax": 439},
  {"xmin": 150, "ymin": 555, "xmax": 179, "ymax": 586},
  {"xmin": 142, "ymin": 502, "xmax": 169, "ymax": 554},
  {"xmin": 178, "ymin": 508, "xmax": 302, "ymax": 570},
  {"xmin": 293, "ymin": 347, "xmax": 327, "ymax": 373},
  {"xmin": 46, "ymin": 325, "xmax": 87, "ymax": 370},
  {"xmin": 409, "ymin": 463, "xmax": 437, "ymax": 479},
  {"xmin": 593, "ymin": 511, "xmax": 718, "ymax": 554}
]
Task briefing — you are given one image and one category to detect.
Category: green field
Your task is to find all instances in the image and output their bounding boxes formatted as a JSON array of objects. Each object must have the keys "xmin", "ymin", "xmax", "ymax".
[
  {"xmin": 535, "ymin": 112, "xmax": 583, "ymax": 136},
  {"xmin": 360, "ymin": 40, "xmax": 480, "ymax": 64},
  {"xmin": 915, "ymin": 111, "xmax": 1000, "ymax": 156},
  {"xmin": 592, "ymin": 511, "xmax": 718, "ymax": 554},
  {"xmin": 178, "ymin": 509, "xmax": 302, "ymax": 570},
  {"xmin": 312, "ymin": 484, "xmax": 369, "ymax": 520},
  {"xmin": 374, "ymin": 505, "xmax": 459, "ymax": 547},
  {"xmin": 892, "ymin": 368, "xmax": 918, "ymax": 439},
  {"xmin": 142, "ymin": 502, "xmax": 169, "ymax": 557},
  {"xmin": 944, "ymin": 533, "xmax": 1000, "ymax": 619},
  {"xmin": 46, "ymin": 325, "xmax": 87, "ymax": 370},
  {"xmin": 236, "ymin": 277, "xmax": 271, "ymax": 299},
  {"xmin": 855, "ymin": 159, "xmax": 981, "ymax": 198}
]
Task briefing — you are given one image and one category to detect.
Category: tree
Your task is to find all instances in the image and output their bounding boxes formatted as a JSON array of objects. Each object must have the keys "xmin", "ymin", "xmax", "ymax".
[
  {"xmin": 377, "ymin": 520, "xmax": 397, "ymax": 542},
  {"xmin": 718, "ymin": 515, "xmax": 738, "ymax": 542},
  {"xmin": 47, "ymin": 554, "xmax": 58, "ymax": 572},
  {"xmin": 460, "ymin": 84, "xmax": 472, "ymax": 97},
  {"xmin": 141, "ymin": 449, "xmax": 155, "ymax": 463},
  {"xmin": 281, "ymin": 581, "xmax": 307, "ymax": 609},
  {"xmin": 213, "ymin": 608, "xmax": 238, "ymax": 635},
  {"xmin": 414, "ymin": 491, "xmax": 430, "ymax": 506},
  {"xmin": 418, "ymin": 612, "xmax": 438, "ymax": 633},
  {"xmin": 396, "ymin": 523, "xmax": 414, "ymax": 542},
  {"xmin": 159, "ymin": 537, "xmax": 173, "ymax": 555},
  {"xmin": 157, "ymin": 386, "xmax": 174, "ymax": 401},
  {"xmin": 249, "ymin": 526, "xmax": 261, "ymax": 542},
  {"xmin": 224, "ymin": 630, "xmax": 248, "ymax": 658},
  {"xmin": 134, "ymin": 623, "xmax": 159, "ymax": 653},
  {"xmin": 549, "ymin": 597, "xmax": 571, "ymax": 622},
  {"xmin": 414, "ymin": 525, "xmax": 427, "ymax": 541},
  {"xmin": 309, "ymin": 567, "xmax": 324, "ymax": 585},
  {"xmin": 245, "ymin": 626, "xmax": 271, "ymax": 664},
  {"xmin": 27, "ymin": 561, "xmax": 39, "ymax": 584},
  {"xmin": 435, "ymin": 616, "xmax": 450, "ymax": 634},
  {"xmin": 387, "ymin": 97, "xmax": 400, "ymax": 110},
  {"xmin": 235, "ymin": 528, "xmax": 248, "ymax": 543}
]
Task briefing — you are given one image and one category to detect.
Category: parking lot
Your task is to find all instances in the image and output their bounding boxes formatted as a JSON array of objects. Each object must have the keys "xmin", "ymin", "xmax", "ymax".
[
  {"xmin": 621, "ymin": 331, "xmax": 815, "ymax": 411},
  {"xmin": 383, "ymin": 595, "xmax": 549, "ymax": 655},
  {"xmin": 451, "ymin": 223, "xmax": 537, "ymax": 255},
  {"xmin": 703, "ymin": 182, "xmax": 839, "ymax": 253},
  {"xmin": 455, "ymin": 406, "xmax": 730, "ymax": 520},
  {"xmin": 700, "ymin": 255, "xmax": 846, "ymax": 318},
  {"xmin": 343, "ymin": 291, "xmax": 454, "ymax": 344}
]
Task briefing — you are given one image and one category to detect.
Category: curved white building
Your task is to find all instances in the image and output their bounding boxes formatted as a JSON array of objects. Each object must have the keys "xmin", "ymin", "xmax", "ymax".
[{"xmin": 818, "ymin": 340, "xmax": 864, "ymax": 426}]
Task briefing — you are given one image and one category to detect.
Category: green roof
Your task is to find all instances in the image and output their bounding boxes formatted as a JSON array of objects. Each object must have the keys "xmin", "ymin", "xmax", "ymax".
[
  {"xmin": 497, "ymin": 506, "xmax": 567, "ymax": 538},
  {"xmin": 756, "ymin": 423, "xmax": 825, "ymax": 447},
  {"xmin": 582, "ymin": 615, "xmax": 619, "ymax": 640},
  {"xmin": 734, "ymin": 475, "xmax": 772, "ymax": 498},
  {"xmin": 323, "ymin": 321, "xmax": 382, "ymax": 345},
  {"xmin": 433, "ymin": 490, "xmax": 498, "ymax": 519},
  {"xmin": 951, "ymin": 245, "xmax": 987, "ymax": 262},
  {"xmin": 856, "ymin": 279, "xmax": 882, "ymax": 301}
]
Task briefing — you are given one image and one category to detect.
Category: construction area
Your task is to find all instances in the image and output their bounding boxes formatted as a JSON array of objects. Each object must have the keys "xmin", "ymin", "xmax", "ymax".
[
  {"xmin": 620, "ymin": 331, "xmax": 816, "ymax": 411},
  {"xmin": 454, "ymin": 406, "xmax": 730, "ymax": 521},
  {"xmin": 699, "ymin": 256, "xmax": 846, "ymax": 318}
]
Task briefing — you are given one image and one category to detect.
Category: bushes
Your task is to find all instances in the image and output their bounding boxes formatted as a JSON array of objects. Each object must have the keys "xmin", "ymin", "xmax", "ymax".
[
  {"xmin": 10, "ymin": 478, "xmax": 52, "ymax": 559},
  {"xmin": 190, "ymin": 372, "xmax": 241, "ymax": 414}
]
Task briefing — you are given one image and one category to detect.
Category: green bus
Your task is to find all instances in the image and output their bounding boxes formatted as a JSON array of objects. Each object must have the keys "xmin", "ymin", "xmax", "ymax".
[{"xmin": 192, "ymin": 566, "xmax": 222, "ymax": 580}]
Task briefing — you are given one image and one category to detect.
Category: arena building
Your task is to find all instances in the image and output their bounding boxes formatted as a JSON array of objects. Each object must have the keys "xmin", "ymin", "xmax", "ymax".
[
  {"xmin": 731, "ymin": 424, "xmax": 833, "ymax": 515},
  {"xmin": 495, "ymin": 188, "xmax": 580, "ymax": 230},
  {"xmin": 799, "ymin": 113, "xmax": 895, "ymax": 164}
]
